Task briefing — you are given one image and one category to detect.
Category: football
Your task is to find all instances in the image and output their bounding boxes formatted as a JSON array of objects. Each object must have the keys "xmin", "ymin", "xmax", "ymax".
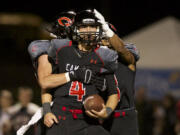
[{"xmin": 83, "ymin": 94, "xmax": 105, "ymax": 112}]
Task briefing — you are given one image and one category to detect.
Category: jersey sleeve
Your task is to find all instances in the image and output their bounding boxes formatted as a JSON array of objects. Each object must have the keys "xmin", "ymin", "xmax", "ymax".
[
  {"xmin": 124, "ymin": 43, "xmax": 140, "ymax": 62},
  {"xmin": 48, "ymin": 39, "xmax": 71, "ymax": 64},
  {"xmin": 105, "ymin": 74, "xmax": 118, "ymax": 96},
  {"xmin": 95, "ymin": 46, "xmax": 119, "ymax": 73},
  {"xmin": 28, "ymin": 40, "xmax": 50, "ymax": 62},
  {"xmin": 27, "ymin": 40, "xmax": 51, "ymax": 78}
]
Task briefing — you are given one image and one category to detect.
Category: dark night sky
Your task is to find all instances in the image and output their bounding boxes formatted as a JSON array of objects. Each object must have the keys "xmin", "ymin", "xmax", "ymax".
[{"xmin": 0, "ymin": 0, "xmax": 179, "ymax": 36}]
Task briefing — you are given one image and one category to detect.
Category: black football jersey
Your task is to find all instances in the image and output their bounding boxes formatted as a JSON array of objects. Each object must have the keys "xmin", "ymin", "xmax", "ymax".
[
  {"xmin": 113, "ymin": 43, "xmax": 139, "ymax": 110},
  {"xmin": 48, "ymin": 39, "xmax": 118, "ymax": 108},
  {"xmin": 114, "ymin": 62, "xmax": 136, "ymax": 110}
]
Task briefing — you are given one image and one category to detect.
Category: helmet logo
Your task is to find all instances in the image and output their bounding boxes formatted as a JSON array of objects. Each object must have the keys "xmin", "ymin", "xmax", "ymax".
[
  {"xmin": 58, "ymin": 17, "xmax": 72, "ymax": 27},
  {"xmin": 82, "ymin": 18, "xmax": 95, "ymax": 24}
]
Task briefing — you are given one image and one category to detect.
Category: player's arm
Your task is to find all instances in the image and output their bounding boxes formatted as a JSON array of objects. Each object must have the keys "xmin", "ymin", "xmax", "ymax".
[
  {"xmin": 108, "ymin": 34, "xmax": 135, "ymax": 65},
  {"xmin": 94, "ymin": 93, "xmax": 118, "ymax": 119},
  {"xmin": 106, "ymin": 94, "xmax": 119, "ymax": 108},
  {"xmin": 89, "ymin": 74, "xmax": 119, "ymax": 119},
  {"xmin": 94, "ymin": 9, "xmax": 135, "ymax": 65},
  {"xmin": 103, "ymin": 73, "xmax": 119, "ymax": 113},
  {"xmin": 96, "ymin": 74, "xmax": 119, "ymax": 123},
  {"xmin": 37, "ymin": 54, "xmax": 69, "ymax": 90},
  {"xmin": 28, "ymin": 40, "xmax": 59, "ymax": 127},
  {"xmin": 105, "ymin": 94, "xmax": 119, "ymax": 113},
  {"xmin": 28, "ymin": 40, "xmax": 69, "ymax": 90},
  {"xmin": 103, "ymin": 74, "xmax": 119, "ymax": 115},
  {"xmin": 39, "ymin": 54, "xmax": 62, "ymax": 128},
  {"xmin": 124, "ymin": 44, "xmax": 140, "ymax": 71},
  {"xmin": 41, "ymin": 89, "xmax": 59, "ymax": 128},
  {"xmin": 38, "ymin": 55, "xmax": 98, "ymax": 89},
  {"xmin": 36, "ymin": 53, "xmax": 60, "ymax": 127},
  {"xmin": 87, "ymin": 94, "xmax": 118, "ymax": 120}
]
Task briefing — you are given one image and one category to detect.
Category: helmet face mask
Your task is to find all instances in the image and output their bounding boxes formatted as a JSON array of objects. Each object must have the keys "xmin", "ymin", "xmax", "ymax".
[
  {"xmin": 74, "ymin": 24, "xmax": 102, "ymax": 46},
  {"xmin": 73, "ymin": 10, "xmax": 103, "ymax": 46}
]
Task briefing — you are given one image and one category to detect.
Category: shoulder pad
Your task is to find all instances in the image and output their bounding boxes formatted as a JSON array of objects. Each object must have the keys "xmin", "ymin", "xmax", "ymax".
[
  {"xmin": 96, "ymin": 46, "xmax": 118, "ymax": 63},
  {"xmin": 96, "ymin": 46, "xmax": 118, "ymax": 72},
  {"xmin": 48, "ymin": 39, "xmax": 71, "ymax": 64},
  {"xmin": 125, "ymin": 43, "xmax": 140, "ymax": 61},
  {"xmin": 28, "ymin": 40, "xmax": 50, "ymax": 61},
  {"xmin": 50, "ymin": 39, "xmax": 71, "ymax": 50}
]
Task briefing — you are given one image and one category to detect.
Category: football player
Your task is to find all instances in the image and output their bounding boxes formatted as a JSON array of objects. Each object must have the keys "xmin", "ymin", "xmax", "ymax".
[
  {"xmin": 28, "ymin": 9, "xmax": 119, "ymax": 135},
  {"xmin": 92, "ymin": 9, "xmax": 140, "ymax": 135}
]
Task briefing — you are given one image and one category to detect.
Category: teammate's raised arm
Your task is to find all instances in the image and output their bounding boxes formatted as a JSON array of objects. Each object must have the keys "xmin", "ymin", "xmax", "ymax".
[
  {"xmin": 109, "ymin": 34, "xmax": 135, "ymax": 65},
  {"xmin": 94, "ymin": 9, "xmax": 135, "ymax": 65}
]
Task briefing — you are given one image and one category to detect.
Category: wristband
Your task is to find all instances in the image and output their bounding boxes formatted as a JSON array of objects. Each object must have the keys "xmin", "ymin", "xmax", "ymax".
[
  {"xmin": 42, "ymin": 102, "xmax": 51, "ymax": 115},
  {"xmin": 106, "ymin": 107, "xmax": 113, "ymax": 117},
  {"xmin": 65, "ymin": 72, "xmax": 70, "ymax": 82}
]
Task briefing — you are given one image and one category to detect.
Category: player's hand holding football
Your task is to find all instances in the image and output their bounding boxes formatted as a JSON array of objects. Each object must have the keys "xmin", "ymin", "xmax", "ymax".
[
  {"xmin": 94, "ymin": 9, "xmax": 114, "ymax": 38},
  {"xmin": 91, "ymin": 104, "xmax": 109, "ymax": 119},
  {"xmin": 44, "ymin": 112, "xmax": 58, "ymax": 128},
  {"xmin": 85, "ymin": 104, "xmax": 108, "ymax": 119}
]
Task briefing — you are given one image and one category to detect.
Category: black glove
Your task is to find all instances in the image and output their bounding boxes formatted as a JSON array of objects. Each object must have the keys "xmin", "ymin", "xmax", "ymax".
[
  {"xmin": 69, "ymin": 66, "xmax": 96, "ymax": 84},
  {"xmin": 103, "ymin": 62, "xmax": 118, "ymax": 73},
  {"xmin": 85, "ymin": 64, "xmax": 107, "ymax": 91},
  {"xmin": 92, "ymin": 75, "xmax": 107, "ymax": 91}
]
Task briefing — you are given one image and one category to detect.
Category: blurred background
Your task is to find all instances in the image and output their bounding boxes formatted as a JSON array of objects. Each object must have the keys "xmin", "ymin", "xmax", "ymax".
[{"xmin": 0, "ymin": 0, "xmax": 179, "ymax": 135}]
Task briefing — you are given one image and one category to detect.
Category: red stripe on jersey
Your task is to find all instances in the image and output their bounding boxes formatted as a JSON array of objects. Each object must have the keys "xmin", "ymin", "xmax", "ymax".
[
  {"xmin": 69, "ymin": 41, "xmax": 72, "ymax": 46},
  {"xmin": 114, "ymin": 74, "xmax": 121, "ymax": 101},
  {"xmin": 114, "ymin": 75, "xmax": 118, "ymax": 85},
  {"xmin": 94, "ymin": 46, "xmax": 100, "ymax": 51},
  {"xmin": 117, "ymin": 87, "xmax": 121, "ymax": 101}
]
